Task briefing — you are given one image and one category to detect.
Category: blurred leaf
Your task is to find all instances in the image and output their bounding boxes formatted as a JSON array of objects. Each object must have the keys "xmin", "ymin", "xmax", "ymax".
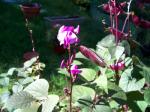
[
  {"xmin": 57, "ymin": 68, "xmax": 69, "ymax": 76},
  {"xmin": 0, "ymin": 73, "xmax": 8, "ymax": 77},
  {"xmin": 127, "ymin": 91, "xmax": 144, "ymax": 101},
  {"xmin": 12, "ymin": 84, "xmax": 23, "ymax": 93},
  {"xmin": 42, "ymin": 95, "xmax": 59, "ymax": 112},
  {"xmin": 96, "ymin": 45, "xmax": 111, "ymax": 63},
  {"xmin": 125, "ymin": 57, "xmax": 132, "ymax": 67},
  {"xmin": 93, "ymin": 73, "xmax": 108, "ymax": 93},
  {"xmin": 19, "ymin": 77, "xmax": 34, "ymax": 85},
  {"xmin": 119, "ymin": 68, "xmax": 145, "ymax": 92},
  {"xmin": 76, "ymin": 52, "xmax": 87, "ymax": 59},
  {"xmin": 136, "ymin": 101, "xmax": 148, "ymax": 112},
  {"xmin": 144, "ymin": 89, "xmax": 150, "ymax": 104},
  {"xmin": 115, "ymin": 46, "xmax": 124, "ymax": 61},
  {"xmin": 108, "ymin": 82, "xmax": 127, "ymax": 104},
  {"xmin": 80, "ymin": 68, "xmax": 96, "ymax": 81},
  {"xmin": 72, "ymin": 85, "xmax": 95, "ymax": 102},
  {"xmin": 7, "ymin": 68, "xmax": 17, "ymax": 76},
  {"xmin": 93, "ymin": 105, "xmax": 112, "ymax": 112},
  {"xmin": 72, "ymin": 60, "xmax": 83, "ymax": 65},
  {"xmin": 0, "ymin": 92, "xmax": 10, "ymax": 104},
  {"xmin": 140, "ymin": 66, "xmax": 150, "ymax": 83},
  {"xmin": 120, "ymin": 40, "xmax": 130, "ymax": 56},
  {"xmin": 24, "ymin": 79, "xmax": 49, "ymax": 100},
  {"xmin": 97, "ymin": 34, "xmax": 115, "ymax": 48},
  {"xmin": 0, "ymin": 77, "xmax": 9, "ymax": 86},
  {"xmin": 13, "ymin": 102, "xmax": 40, "ymax": 112},
  {"xmin": 6, "ymin": 91, "xmax": 35, "ymax": 109},
  {"xmin": 24, "ymin": 57, "xmax": 37, "ymax": 68}
]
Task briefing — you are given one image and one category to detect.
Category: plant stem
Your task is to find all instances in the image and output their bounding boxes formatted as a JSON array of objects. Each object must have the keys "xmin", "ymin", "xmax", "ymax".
[
  {"xmin": 70, "ymin": 77, "xmax": 73, "ymax": 112},
  {"xmin": 25, "ymin": 18, "xmax": 36, "ymax": 52},
  {"xmin": 68, "ymin": 47, "xmax": 72, "ymax": 112}
]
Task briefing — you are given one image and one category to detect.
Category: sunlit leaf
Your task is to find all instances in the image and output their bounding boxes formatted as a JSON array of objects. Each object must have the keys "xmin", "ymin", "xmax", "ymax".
[
  {"xmin": 119, "ymin": 68, "xmax": 145, "ymax": 92},
  {"xmin": 24, "ymin": 57, "xmax": 37, "ymax": 68},
  {"xmin": 24, "ymin": 79, "xmax": 49, "ymax": 100},
  {"xmin": 72, "ymin": 85, "xmax": 95, "ymax": 102},
  {"xmin": 80, "ymin": 68, "xmax": 96, "ymax": 81},
  {"xmin": 12, "ymin": 84, "xmax": 23, "ymax": 93},
  {"xmin": 115, "ymin": 46, "xmax": 124, "ymax": 61},
  {"xmin": 0, "ymin": 77, "xmax": 9, "ymax": 86},
  {"xmin": 93, "ymin": 71, "xmax": 108, "ymax": 93},
  {"xmin": 136, "ymin": 101, "xmax": 148, "ymax": 112},
  {"xmin": 42, "ymin": 95, "xmax": 59, "ymax": 112},
  {"xmin": 6, "ymin": 91, "xmax": 35, "ymax": 109},
  {"xmin": 72, "ymin": 60, "xmax": 83, "ymax": 65},
  {"xmin": 97, "ymin": 34, "xmax": 115, "ymax": 48},
  {"xmin": 14, "ymin": 101, "xmax": 40, "ymax": 112},
  {"xmin": 7, "ymin": 68, "xmax": 17, "ymax": 76}
]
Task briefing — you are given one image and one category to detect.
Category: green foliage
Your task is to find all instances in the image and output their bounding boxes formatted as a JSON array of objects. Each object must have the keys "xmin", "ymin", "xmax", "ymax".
[
  {"xmin": 42, "ymin": 95, "xmax": 59, "ymax": 112},
  {"xmin": 119, "ymin": 68, "xmax": 145, "ymax": 92},
  {"xmin": 72, "ymin": 85, "xmax": 95, "ymax": 102},
  {"xmin": 6, "ymin": 91, "xmax": 36, "ymax": 109},
  {"xmin": 80, "ymin": 68, "xmax": 97, "ymax": 81},
  {"xmin": 24, "ymin": 79, "xmax": 49, "ymax": 100}
]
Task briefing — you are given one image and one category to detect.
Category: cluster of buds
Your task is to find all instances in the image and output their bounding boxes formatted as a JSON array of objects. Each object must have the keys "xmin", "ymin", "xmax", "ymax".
[
  {"xmin": 131, "ymin": 13, "xmax": 150, "ymax": 29},
  {"xmin": 101, "ymin": 0, "xmax": 150, "ymax": 44},
  {"xmin": 102, "ymin": 1, "xmax": 127, "ymax": 15}
]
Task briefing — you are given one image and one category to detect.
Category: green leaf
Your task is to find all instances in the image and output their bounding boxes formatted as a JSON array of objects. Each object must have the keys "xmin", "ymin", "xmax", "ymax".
[
  {"xmin": 24, "ymin": 79, "xmax": 49, "ymax": 100},
  {"xmin": 97, "ymin": 34, "xmax": 115, "ymax": 48},
  {"xmin": 57, "ymin": 68, "xmax": 69, "ymax": 76},
  {"xmin": 7, "ymin": 68, "xmax": 17, "ymax": 76},
  {"xmin": 72, "ymin": 60, "xmax": 83, "ymax": 65},
  {"xmin": 76, "ymin": 52, "xmax": 88, "ymax": 59},
  {"xmin": 12, "ymin": 84, "xmax": 23, "ymax": 93},
  {"xmin": 108, "ymin": 82, "xmax": 127, "ymax": 104},
  {"xmin": 80, "ymin": 68, "xmax": 96, "ymax": 81},
  {"xmin": 93, "ymin": 105, "xmax": 112, "ymax": 112},
  {"xmin": 93, "ymin": 72, "xmax": 108, "ymax": 93},
  {"xmin": 72, "ymin": 85, "xmax": 95, "ymax": 102},
  {"xmin": 96, "ymin": 45, "xmax": 111, "ymax": 63},
  {"xmin": 144, "ymin": 89, "xmax": 150, "ymax": 104},
  {"xmin": 119, "ymin": 68, "xmax": 145, "ymax": 92},
  {"xmin": 115, "ymin": 46, "xmax": 124, "ymax": 61},
  {"xmin": 14, "ymin": 102, "xmax": 40, "ymax": 112},
  {"xmin": 24, "ymin": 57, "xmax": 37, "ymax": 68},
  {"xmin": 0, "ymin": 77, "xmax": 9, "ymax": 86},
  {"xmin": 125, "ymin": 57, "xmax": 132, "ymax": 67},
  {"xmin": 136, "ymin": 101, "xmax": 148, "ymax": 112},
  {"xmin": 42, "ymin": 95, "xmax": 59, "ymax": 112},
  {"xmin": 19, "ymin": 77, "xmax": 34, "ymax": 85},
  {"xmin": 6, "ymin": 91, "xmax": 35, "ymax": 109},
  {"xmin": 1, "ymin": 92, "xmax": 10, "ymax": 104},
  {"xmin": 141, "ymin": 66, "xmax": 150, "ymax": 83},
  {"xmin": 120, "ymin": 40, "xmax": 130, "ymax": 55}
]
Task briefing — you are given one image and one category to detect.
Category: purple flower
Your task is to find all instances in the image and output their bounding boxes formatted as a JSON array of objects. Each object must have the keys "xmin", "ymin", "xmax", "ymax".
[
  {"xmin": 57, "ymin": 25, "xmax": 80, "ymax": 48},
  {"xmin": 110, "ymin": 61, "xmax": 125, "ymax": 71},
  {"xmin": 70, "ymin": 65, "xmax": 81, "ymax": 75},
  {"xmin": 60, "ymin": 59, "xmax": 66, "ymax": 69}
]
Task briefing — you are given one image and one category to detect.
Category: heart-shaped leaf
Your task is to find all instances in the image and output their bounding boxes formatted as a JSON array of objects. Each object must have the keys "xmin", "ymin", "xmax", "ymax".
[
  {"xmin": 42, "ymin": 95, "xmax": 59, "ymax": 112},
  {"xmin": 6, "ymin": 91, "xmax": 35, "ymax": 109},
  {"xmin": 24, "ymin": 79, "xmax": 49, "ymax": 100}
]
